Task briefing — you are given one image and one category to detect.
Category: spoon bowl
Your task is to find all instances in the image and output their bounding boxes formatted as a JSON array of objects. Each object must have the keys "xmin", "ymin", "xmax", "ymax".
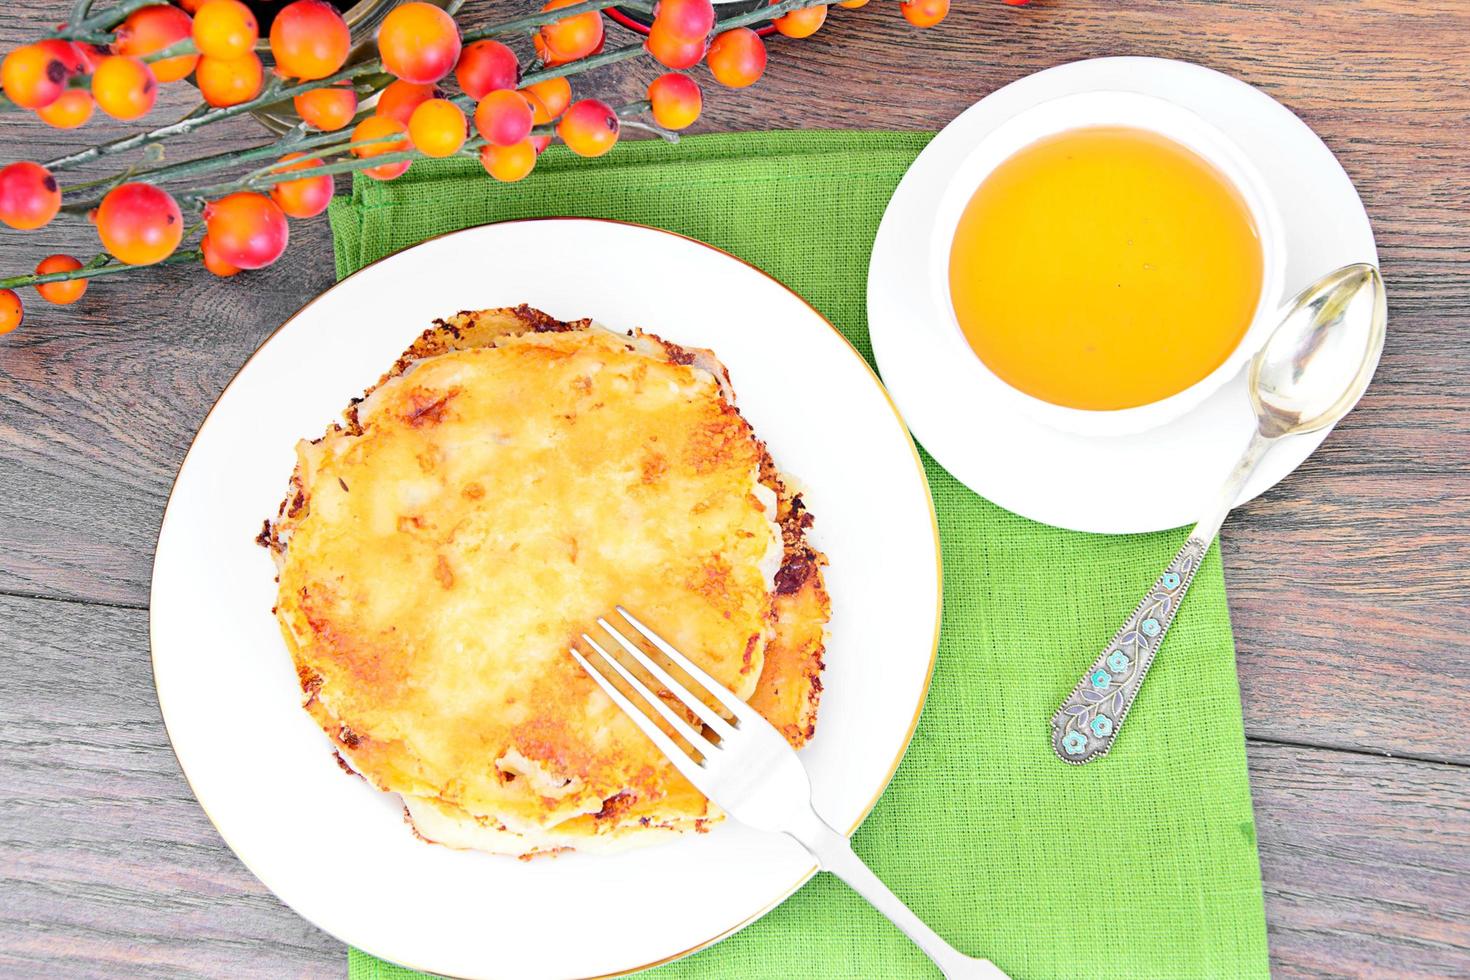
[{"xmin": 1249, "ymin": 263, "xmax": 1388, "ymax": 438}]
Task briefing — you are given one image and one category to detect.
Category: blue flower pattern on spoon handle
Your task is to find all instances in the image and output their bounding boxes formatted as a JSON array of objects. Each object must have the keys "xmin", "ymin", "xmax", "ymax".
[{"xmin": 1050, "ymin": 537, "xmax": 1207, "ymax": 764}]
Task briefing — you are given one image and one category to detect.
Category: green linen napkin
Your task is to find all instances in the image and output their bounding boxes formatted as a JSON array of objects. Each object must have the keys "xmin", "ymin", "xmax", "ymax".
[{"xmin": 331, "ymin": 131, "xmax": 1268, "ymax": 979}]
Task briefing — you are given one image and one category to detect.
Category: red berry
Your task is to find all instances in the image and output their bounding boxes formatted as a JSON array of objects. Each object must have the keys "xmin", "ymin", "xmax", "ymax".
[
  {"xmin": 34, "ymin": 254, "xmax": 88, "ymax": 305},
  {"xmin": 706, "ymin": 29, "xmax": 766, "ymax": 88},
  {"xmin": 269, "ymin": 153, "xmax": 334, "ymax": 218},
  {"xmin": 115, "ymin": 4, "xmax": 198, "ymax": 83},
  {"xmin": 652, "ymin": 0, "xmax": 715, "ymax": 40},
  {"xmin": 378, "ymin": 2, "xmax": 461, "ymax": 84},
  {"xmin": 479, "ymin": 140, "xmax": 537, "ymax": 182},
  {"xmin": 474, "ymin": 89, "xmax": 533, "ymax": 147},
  {"xmin": 204, "ymin": 192, "xmax": 290, "ymax": 270},
  {"xmin": 647, "ymin": 72, "xmax": 701, "ymax": 130},
  {"xmin": 523, "ymin": 76, "xmax": 571, "ymax": 119},
  {"xmin": 351, "ymin": 116, "xmax": 412, "ymax": 181},
  {"xmin": 0, "ymin": 162, "xmax": 61, "ymax": 231},
  {"xmin": 0, "ymin": 289, "xmax": 22, "ymax": 335},
  {"xmin": 196, "ymin": 52, "xmax": 264, "ymax": 107},
  {"xmin": 646, "ymin": 22, "xmax": 706, "ymax": 70},
  {"xmin": 374, "ymin": 79, "xmax": 438, "ymax": 125},
  {"xmin": 201, "ymin": 234, "xmax": 241, "ymax": 277},
  {"xmin": 35, "ymin": 39, "xmax": 87, "ymax": 76},
  {"xmin": 95, "ymin": 183, "xmax": 183, "ymax": 266},
  {"xmin": 294, "ymin": 83, "xmax": 357, "ymax": 130},
  {"xmin": 772, "ymin": 2, "xmax": 827, "ymax": 38},
  {"xmin": 557, "ymin": 98, "xmax": 619, "ymax": 158},
  {"xmin": 271, "ymin": 0, "xmax": 350, "ymax": 80},
  {"xmin": 455, "ymin": 39, "xmax": 519, "ymax": 100},
  {"xmin": 901, "ymin": 0, "xmax": 949, "ymax": 27},
  {"xmin": 3, "ymin": 43, "xmax": 72, "ymax": 109},
  {"xmin": 538, "ymin": 0, "xmax": 604, "ymax": 62},
  {"xmin": 36, "ymin": 89, "xmax": 94, "ymax": 129}
]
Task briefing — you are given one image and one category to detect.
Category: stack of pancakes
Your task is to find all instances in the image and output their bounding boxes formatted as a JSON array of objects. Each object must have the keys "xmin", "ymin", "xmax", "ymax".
[{"xmin": 260, "ymin": 306, "xmax": 828, "ymax": 857}]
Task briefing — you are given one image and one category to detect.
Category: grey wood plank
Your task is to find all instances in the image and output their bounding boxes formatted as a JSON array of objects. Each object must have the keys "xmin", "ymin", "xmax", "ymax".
[
  {"xmin": 0, "ymin": 594, "xmax": 339, "ymax": 978},
  {"xmin": 2, "ymin": 593, "xmax": 1467, "ymax": 977}
]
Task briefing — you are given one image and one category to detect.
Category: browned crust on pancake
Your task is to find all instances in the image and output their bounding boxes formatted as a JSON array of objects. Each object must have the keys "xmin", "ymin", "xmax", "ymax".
[{"xmin": 260, "ymin": 305, "xmax": 828, "ymax": 850}]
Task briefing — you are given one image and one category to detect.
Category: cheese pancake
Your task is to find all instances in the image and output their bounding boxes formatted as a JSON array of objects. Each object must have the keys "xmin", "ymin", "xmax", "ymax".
[{"xmin": 260, "ymin": 306, "xmax": 828, "ymax": 856}]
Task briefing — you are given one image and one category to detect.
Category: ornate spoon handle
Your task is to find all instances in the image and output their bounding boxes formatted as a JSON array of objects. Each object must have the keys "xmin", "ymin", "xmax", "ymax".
[
  {"xmin": 1050, "ymin": 537, "xmax": 1208, "ymax": 763},
  {"xmin": 1050, "ymin": 429, "xmax": 1275, "ymax": 764}
]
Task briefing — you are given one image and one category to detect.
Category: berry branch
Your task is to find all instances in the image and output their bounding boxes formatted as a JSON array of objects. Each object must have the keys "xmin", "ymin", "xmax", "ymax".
[{"xmin": 0, "ymin": 0, "xmax": 970, "ymax": 331}]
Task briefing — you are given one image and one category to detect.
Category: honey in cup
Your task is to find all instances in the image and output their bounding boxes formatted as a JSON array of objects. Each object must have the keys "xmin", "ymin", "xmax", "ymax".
[{"xmin": 948, "ymin": 126, "xmax": 1264, "ymax": 411}]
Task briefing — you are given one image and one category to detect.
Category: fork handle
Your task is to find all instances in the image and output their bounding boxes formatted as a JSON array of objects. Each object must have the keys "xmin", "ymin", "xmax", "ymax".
[{"xmin": 791, "ymin": 812, "xmax": 1010, "ymax": 979}]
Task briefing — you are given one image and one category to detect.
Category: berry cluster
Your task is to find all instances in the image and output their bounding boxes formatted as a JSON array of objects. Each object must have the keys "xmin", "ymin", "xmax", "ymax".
[{"xmin": 0, "ymin": 0, "xmax": 989, "ymax": 333}]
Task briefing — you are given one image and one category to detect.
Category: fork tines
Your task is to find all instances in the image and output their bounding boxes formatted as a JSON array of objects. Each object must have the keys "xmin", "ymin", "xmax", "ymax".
[{"xmin": 569, "ymin": 607, "xmax": 747, "ymax": 778}]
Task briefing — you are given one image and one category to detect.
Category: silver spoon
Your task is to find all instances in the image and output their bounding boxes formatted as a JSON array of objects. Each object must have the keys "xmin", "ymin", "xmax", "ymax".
[{"xmin": 1051, "ymin": 263, "xmax": 1388, "ymax": 764}]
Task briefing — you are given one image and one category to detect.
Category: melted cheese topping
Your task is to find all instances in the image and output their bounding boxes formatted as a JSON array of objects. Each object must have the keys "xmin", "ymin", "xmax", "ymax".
[{"xmin": 275, "ymin": 328, "xmax": 783, "ymax": 838}]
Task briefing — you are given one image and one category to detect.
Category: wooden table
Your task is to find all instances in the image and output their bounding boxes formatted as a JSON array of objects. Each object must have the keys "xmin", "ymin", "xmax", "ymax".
[{"xmin": 1, "ymin": 0, "xmax": 1466, "ymax": 976}]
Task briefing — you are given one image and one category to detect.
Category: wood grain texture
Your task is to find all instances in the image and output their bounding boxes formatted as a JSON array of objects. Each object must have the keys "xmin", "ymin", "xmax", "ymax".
[
  {"xmin": 0, "ymin": 0, "xmax": 1467, "ymax": 976},
  {"xmin": 1, "ymin": 594, "xmax": 1465, "ymax": 977}
]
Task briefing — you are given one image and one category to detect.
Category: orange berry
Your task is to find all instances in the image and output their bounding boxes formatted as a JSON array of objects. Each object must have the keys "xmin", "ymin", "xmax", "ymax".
[
  {"xmin": 706, "ymin": 28, "xmax": 765, "ymax": 88},
  {"xmin": 0, "ymin": 289, "xmax": 22, "ymax": 335},
  {"xmin": 196, "ymin": 52, "xmax": 263, "ymax": 107},
  {"xmin": 900, "ymin": 0, "xmax": 948, "ymax": 27},
  {"xmin": 192, "ymin": 0, "xmax": 258, "ymax": 60},
  {"xmin": 200, "ymin": 234, "xmax": 241, "ymax": 277},
  {"xmin": 36, "ymin": 89, "xmax": 94, "ymax": 128},
  {"xmin": 115, "ymin": 4, "xmax": 198, "ymax": 82},
  {"xmin": 374, "ymin": 79, "xmax": 438, "ymax": 125},
  {"xmin": 0, "ymin": 162, "xmax": 61, "ymax": 231},
  {"xmin": 646, "ymin": 22, "xmax": 706, "ymax": 70},
  {"xmin": 538, "ymin": 0, "xmax": 604, "ymax": 62},
  {"xmin": 3, "ymin": 43, "xmax": 72, "ymax": 109},
  {"xmin": 479, "ymin": 141, "xmax": 537, "ymax": 182},
  {"xmin": 837, "ymin": 0, "xmax": 869, "ymax": 6},
  {"xmin": 647, "ymin": 72, "xmax": 701, "ymax": 130},
  {"xmin": 455, "ymin": 39, "xmax": 518, "ymax": 100},
  {"xmin": 204, "ymin": 192, "xmax": 289, "ymax": 269},
  {"xmin": 270, "ymin": 0, "xmax": 350, "ymax": 80},
  {"xmin": 772, "ymin": 2, "xmax": 827, "ymax": 38},
  {"xmin": 408, "ymin": 97, "xmax": 467, "ymax": 157},
  {"xmin": 474, "ymin": 89, "xmax": 532, "ymax": 147},
  {"xmin": 523, "ymin": 76, "xmax": 571, "ymax": 118},
  {"xmin": 34, "ymin": 254, "xmax": 87, "ymax": 305},
  {"xmin": 294, "ymin": 83, "xmax": 357, "ymax": 130},
  {"xmin": 95, "ymin": 183, "xmax": 183, "ymax": 266},
  {"xmin": 556, "ymin": 98, "xmax": 619, "ymax": 158},
  {"xmin": 378, "ymin": 2, "xmax": 461, "ymax": 85},
  {"xmin": 269, "ymin": 153, "xmax": 334, "ymax": 218},
  {"xmin": 351, "ymin": 115, "xmax": 411, "ymax": 181},
  {"xmin": 91, "ymin": 55, "xmax": 157, "ymax": 120},
  {"xmin": 652, "ymin": 0, "xmax": 715, "ymax": 40},
  {"xmin": 521, "ymin": 89, "xmax": 552, "ymax": 126}
]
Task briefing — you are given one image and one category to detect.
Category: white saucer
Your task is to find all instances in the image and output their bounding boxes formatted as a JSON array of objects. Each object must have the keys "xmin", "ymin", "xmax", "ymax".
[{"xmin": 868, "ymin": 57, "xmax": 1380, "ymax": 534}]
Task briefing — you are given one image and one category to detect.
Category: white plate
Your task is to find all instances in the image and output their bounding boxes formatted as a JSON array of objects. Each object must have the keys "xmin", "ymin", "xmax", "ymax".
[
  {"xmin": 869, "ymin": 57, "xmax": 1380, "ymax": 534},
  {"xmin": 150, "ymin": 219, "xmax": 941, "ymax": 980}
]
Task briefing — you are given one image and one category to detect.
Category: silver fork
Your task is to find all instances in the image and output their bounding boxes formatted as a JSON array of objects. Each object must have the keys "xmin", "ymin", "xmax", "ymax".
[{"xmin": 570, "ymin": 607, "xmax": 1010, "ymax": 980}]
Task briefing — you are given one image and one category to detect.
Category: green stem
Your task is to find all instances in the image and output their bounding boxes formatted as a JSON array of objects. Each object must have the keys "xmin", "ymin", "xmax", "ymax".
[
  {"xmin": 463, "ymin": 0, "xmax": 644, "ymax": 41},
  {"xmin": 0, "ymin": 249, "xmax": 202, "ymax": 290},
  {"xmin": 52, "ymin": 0, "xmax": 158, "ymax": 39},
  {"xmin": 57, "ymin": 128, "xmax": 403, "ymax": 214},
  {"xmin": 520, "ymin": 42, "xmax": 646, "ymax": 87}
]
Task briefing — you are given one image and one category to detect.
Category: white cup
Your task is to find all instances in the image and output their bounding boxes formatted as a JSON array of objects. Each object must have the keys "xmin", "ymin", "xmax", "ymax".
[{"xmin": 929, "ymin": 90, "xmax": 1287, "ymax": 437}]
